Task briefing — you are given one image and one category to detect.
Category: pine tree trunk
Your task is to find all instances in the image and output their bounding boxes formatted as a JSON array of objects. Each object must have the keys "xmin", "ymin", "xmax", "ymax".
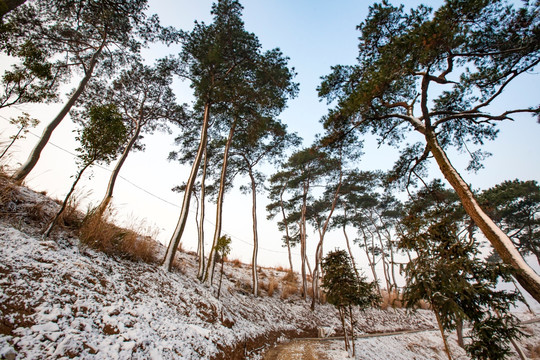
[
  {"xmin": 43, "ymin": 160, "xmax": 93, "ymax": 238},
  {"xmin": 300, "ymin": 183, "xmax": 308, "ymax": 300},
  {"xmin": 311, "ymin": 230, "xmax": 323, "ymax": 310},
  {"xmin": 12, "ymin": 40, "xmax": 106, "ymax": 182},
  {"xmin": 163, "ymin": 103, "xmax": 210, "ymax": 272},
  {"xmin": 456, "ymin": 318, "xmax": 464, "ymax": 348},
  {"xmin": 349, "ymin": 305, "xmax": 356, "ymax": 358},
  {"xmin": 434, "ymin": 307, "xmax": 453, "ymax": 360},
  {"xmin": 248, "ymin": 168, "xmax": 259, "ymax": 296},
  {"xmin": 205, "ymin": 118, "xmax": 237, "ymax": 284},
  {"xmin": 361, "ymin": 228, "xmax": 380, "ymax": 293},
  {"xmin": 343, "ymin": 222, "xmax": 360, "ymax": 281},
  {"xmin": 279, "ymin": 186, "xmax": 294, "ymax": 273},
  {"xmin": 338, "ymin": 306, "xmax": 349, "ymax": 352},
  {"xmin": 95, "ymin": 121, "xmax": 142, "ymax": 218},
  {"xmin": 197, "ymin": 147, "xmax": 208, "ymax": 280},
  {"xmin": 426, "ymin": 131, "xmax": 540, "ymax": 302}
]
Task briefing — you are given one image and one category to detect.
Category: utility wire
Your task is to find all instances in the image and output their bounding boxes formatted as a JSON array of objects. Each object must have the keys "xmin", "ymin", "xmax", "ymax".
[{"xmin": 0, "ymin": 116, "xmax": 299, "ymax": 256}]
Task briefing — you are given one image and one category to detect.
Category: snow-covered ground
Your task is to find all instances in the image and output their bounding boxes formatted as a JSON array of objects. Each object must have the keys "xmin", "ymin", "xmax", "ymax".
[{"xmin": 0, "ymin": 178, "xmax": 538, "ymax": 359}]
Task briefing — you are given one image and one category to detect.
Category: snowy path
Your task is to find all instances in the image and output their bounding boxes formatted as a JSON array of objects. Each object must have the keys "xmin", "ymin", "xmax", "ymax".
[{"xmin": 262, "ymin": 318, "xmax": 540, "ymax": 360}]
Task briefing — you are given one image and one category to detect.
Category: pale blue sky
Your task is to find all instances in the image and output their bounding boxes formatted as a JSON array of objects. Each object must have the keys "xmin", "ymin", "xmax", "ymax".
[{"xmin": 1, "ymin": 0, "xmax": 538, "ymax": 271}]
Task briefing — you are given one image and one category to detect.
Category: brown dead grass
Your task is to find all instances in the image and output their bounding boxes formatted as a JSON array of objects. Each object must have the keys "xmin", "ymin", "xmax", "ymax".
[
  {"xmin": 281, "ymin": 271, "xmax": 296, "ymax": 283},
  {"xmin": 260, "ymin": 276, "xmax": 279, "ymax": 297},
  {"xmin": 229, "ymin": 258, "xmax": 243, "ymax": 268},
  {"xmin": 79, "ymin": 211, "xmax": 157, "ymax": 263},
  {"xmin": 527, "ymin": 344, "xmax": 540, "ymax": 358},
  {"xmin": 280, "ymin": 284, "xmax": 298, "ymax": 300},
  {"xmin": 380, "ymin": 289, "xmax": 404, "ymax": 310}
]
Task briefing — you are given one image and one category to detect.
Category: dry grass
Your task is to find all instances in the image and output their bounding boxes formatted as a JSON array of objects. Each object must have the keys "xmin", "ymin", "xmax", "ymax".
[
  {"xmin": 79, "ymin": 210, "xmax": 157, "ymax": 263},
  {"xmin": 526, "ymin": 344, "xmax": 540, "ymax": 358},
  {"xmin": 260, "ymin": 276, "xmax": 279, "ymax": 297},
  {"xmin": 25, "ymin": 201, "xmax": 48, "ymax": 223},
  {"xmin": 380, "ymin": 289, "xmax": 404, "ymax": 310},
  {"xmin": 229, "ymin": 258, "xmax": 243, "ymax": 268},
  {"xmin": 279, "ymin": 270, "xmax": 299, "ymax": 300},
  {"xmin": 280, "ymin": 284, "xmax": 298, "ymax": 300},
  {"xmin": 281, "ymin": 271, "xmax": 296, "ymax": 283}
]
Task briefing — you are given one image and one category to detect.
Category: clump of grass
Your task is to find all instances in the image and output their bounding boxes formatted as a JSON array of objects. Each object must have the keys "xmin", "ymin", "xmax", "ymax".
[
  {"xmin": 260, "ymin": 276, "xmax": 279, "ymax": 297},
  {"xmin": 280, "ymin": 284, "xmax": 298, "ymax": 300},
  {"xmin": 280, "ymin": 270, "xmax": 299, "ymax": 300},
  {"xmin": 380, "ymin": 289, "xmax": 404, "ymax": 310},
  {"xmin": 229, "ymin": 258, "xmax": 243, "ymax": 268},
  {"xmin": 281, "ymin": 271, "xmax": 296, "ymax": 283},
  {"xmin": 267, "ymin": 276, "xmax": 279, "ymax": 297},
  {"xmin": 79, "ymin": 210, "xmax": 157, "ymax": 263},
  {"xmin": 54, "ymin": 190, "xmax": 87, "ymax": 230}
]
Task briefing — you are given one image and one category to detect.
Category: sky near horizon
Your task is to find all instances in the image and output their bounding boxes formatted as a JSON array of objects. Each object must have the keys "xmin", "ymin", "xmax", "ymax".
[{"xmin": 0, "ymin": 0, "xmax": 539, "ymax": 276}]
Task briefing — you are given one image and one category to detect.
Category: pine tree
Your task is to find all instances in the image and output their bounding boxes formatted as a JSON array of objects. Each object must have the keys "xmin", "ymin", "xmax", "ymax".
[
  {"xmin": 400, "ymin": 181, "xmax": 525, "ymax": 360},
  {"xmin": 322, "ymin": 249, "xmax": 379, "ymax": 357}
]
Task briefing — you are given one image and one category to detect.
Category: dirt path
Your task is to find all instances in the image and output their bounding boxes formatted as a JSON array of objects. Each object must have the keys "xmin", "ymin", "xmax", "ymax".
[
  {"xmin": 262, "ymin": 340, "xmax": 334, "ymax": 360},
  {"xmin": 263, "ymin": 317, "xmax": 540, "ymax": 360}
]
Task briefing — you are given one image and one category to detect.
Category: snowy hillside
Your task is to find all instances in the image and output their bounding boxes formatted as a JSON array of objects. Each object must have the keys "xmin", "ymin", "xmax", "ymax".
[{"xmin": 0, "ymin": 177, "xmax": 538, "ymax": 359}]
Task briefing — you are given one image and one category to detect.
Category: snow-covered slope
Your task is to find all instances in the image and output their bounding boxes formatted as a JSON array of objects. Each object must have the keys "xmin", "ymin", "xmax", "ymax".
[
  {"xmin": 0, "ymin": 178, "xmax": 440, "ymax": 359},
  {"xmin": 2, "ymin": 178, "xmax": 536, "ymax": 360}
]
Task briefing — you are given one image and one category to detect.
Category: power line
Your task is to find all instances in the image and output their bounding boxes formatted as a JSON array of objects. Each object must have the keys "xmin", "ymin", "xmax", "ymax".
[{"xmin": 0, "ymin": 116, "xmax": 296, "ymax": 256}]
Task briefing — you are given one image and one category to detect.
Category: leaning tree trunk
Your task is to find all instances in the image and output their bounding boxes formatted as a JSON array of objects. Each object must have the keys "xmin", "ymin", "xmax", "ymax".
[
  {"xmin": 426, "ymin": 131, "xmax": 540, "ymax": 303},
  {"xmin": 95, "ymin": 121, "xmax": 142, "ymax": 218},
  {"xmin": 204, "ymin": 118, "xmax": 237, "ymax": 284},
  {"xmin": 43, "ymin": 160, "xmax": 93, "ymax": 238},
  {"xmin": 248, "ymin": 168, "xmax": 260, "ymax": 296},
  {"xmin": 163, "ymin": 103, "xmax": 211, "ymax": 272},
  {"xmin": 279, "ymin": 186, "xmax": 294, "ymax": 273},
  {"xmin": 12, "ymin": 39, "xmax": 106, "ymax": 182},
  {"xmin": 197, "ymin": 147, "xmax": 208, "ymax": 280}
]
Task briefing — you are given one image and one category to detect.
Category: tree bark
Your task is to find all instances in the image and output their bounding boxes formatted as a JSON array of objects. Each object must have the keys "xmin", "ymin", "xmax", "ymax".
[
  {"xmin": 343, "ymin": 222, "xmax": 360, "ymax": 281},
  {"xmin": 456, "ymin": 318, "xmax": 464, "ymax": 348},
  {"xmin": 12, "ymin": 40, "xmax": 105, "ymax": 182},
  {"xmin": 95, "ymin": 121, "xmax": 142, "ymax": 217},
  {"xmin": 197, "ymin": 146, "xmax": 208, "ymax": 280},
  {"xmin": 163, "ymin": 103, "xmax": 210, "ymax": 272},
  {"xmin": 300, "ymin": 183, "xmax": 308, "ymax": 300},
  {"xmin": 426, "ymin": 130, "xmax": 540, "ymax": 303},
  {"xmin": 279, "ymin": 185, "xmax": 294, "ymax": 273},
  {"xmin": 349, "ymin": 305, "xmax": 356, "ymax": 358},
  {"xmin": 434, "ymin": 308, "xmax": 453, "ymax": 360},
  {"xmin": 204, "ymin": 118, "xmax": 237, "ymax": 284},
  {"xmin": 338, "ymin": 307, "xmax": 349, "ymax": 352},
  {"xmin": 248, "ymin": 168, "xmax": 259, "ymax": 296}
]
